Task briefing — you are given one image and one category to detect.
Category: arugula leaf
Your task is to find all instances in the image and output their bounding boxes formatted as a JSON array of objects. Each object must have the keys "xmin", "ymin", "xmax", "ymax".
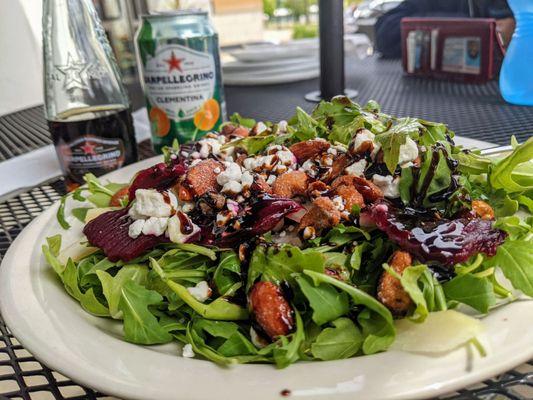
[
  {"xmin": 119, "ymin": 280, "xmax": 173, "ymax": 344},
  {"xmin": 71, "ymin": 207, "xmax": 90, "ymax": 223},
  {"xmin": 303, "ymin": 270, "xmax": 395, "ymax": 354},
  {"xmin": 291, "ymin": 107, "xmax": 322, "ymax": 141},
  {"xmin": 97, "ymin": 265, "xmax": 149, "ymax": 319},
  {"xmin": 271, "ymin": 310, "xmax": 305, "ymax": 368},
  {"xmin": 163, "ymin": 278, "xmax": 248, "ymax": 321},
  {"xmin": 400, "ymin": 144, "xmax": 453, "ymax": 207},
  {"xmin": 489, "ymin": 137, "xmax": 533, "ymax": 193},
  {"xmin": 294, "ymin": 274, "xmax": 349, "ymax": 326},
  {"xmin": 485, "ymin": 239, "xmax": 533, "ymax": 297},
  {"xmin": 229, "ymin": 112, "xmax": 256, "ymax": 128},
  {"xmin": 223, "ymin": 133, "xmax": 275, "ymax": 155},
  {"xmin": 192, "ymin": 319, "xmax": 257, "ymax": 358},
  {"xmin": 213, "ymin": 251, "xmax": 241, "ymax": 296},
  {"xmin": 46, "ymin": 235, "xmax": 62, "ymax": 257},
  {"xmin": 418, "ymin": 120, "xmax": 449, "ymax": 147},
  {"xmin": 385, "ymin": 264, "xmax": 429, "ymax": 322},
  {"xmin": 247, "ymin": 245, "xmax": 325, "ymax": 290},
  {"xmin": 375, "ymin": 117, "xmax": 422, "ymax": 173},
  {"xmin": 56, "ymin": 195, "xmax": 70, "ymax": 229},
  {"xmin": 311, "ymin": 317, "xmax": 363, "ymax": 360},
  {"xmin": 443, "ymin": 274, "xmax": 495, "ymax": 313}
]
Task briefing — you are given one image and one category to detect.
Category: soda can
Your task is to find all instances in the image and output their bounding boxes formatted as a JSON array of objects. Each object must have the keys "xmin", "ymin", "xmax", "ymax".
[{"xmin": 135, "ymin": 10, "xmax": 226, "ymax": 152}]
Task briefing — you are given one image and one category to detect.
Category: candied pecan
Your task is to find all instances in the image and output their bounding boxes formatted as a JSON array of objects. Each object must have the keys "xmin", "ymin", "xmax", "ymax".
[
  {"xmin": 299, "ymin": 196, "xmax": 341, "ymax": 232},
  {"xmin": 352, "ymin": 176, "xmax": 383, "ymax": 203},
  {"xmin": 331, "ymin": 175, "xmax": 355, "ymax": 189},
  {"xmin": 249, "ymin": 281, "xmax": 294, "ymax": 339},
  {"xmin": 289, "ymin": 139, "xmax": 330, "ymax": 163},
  {"xmin": 472, "ymin": 200, "xmax": 495, "ymax": 220},
  {"xmin": 185, "ymin": 159, "xmax": 224, "ymax": 197},
  {"xmin": 234, "ymin": 153, "xmax": 248, "ymax": 167},
  {"xmin": 272, "ymin": 170, "xmax": 308, "ymax": 198},
  {"xmin": 335, "ymin": 184, "xmax": 364, "ymax": 211},
  {"xmin": 221, "ymin": 123, "xmax": 250, "ymax": 138},
  {"xmin": 251, "ymin": 175, "xmax": 272, "ymax": 194},
  {"xmin": 328, "ymin": 154, "xmax": 351, "ymax": 182},
  {"xmin": 307, "ymin": 180, "xmax": 330, "ymax": 197},
  {"xmin": 109, "ymin": 186, "xmax": 129, "ymax": 207},
  {"xmin": 377, "ymin": 250, "xmax": 413, "ymax": 316}
]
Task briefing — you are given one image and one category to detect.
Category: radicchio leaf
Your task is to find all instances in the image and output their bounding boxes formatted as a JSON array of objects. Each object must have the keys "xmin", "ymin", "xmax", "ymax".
[{"xmin": 214, "ymin": 198, "xmax": 304, "ymax": 248}]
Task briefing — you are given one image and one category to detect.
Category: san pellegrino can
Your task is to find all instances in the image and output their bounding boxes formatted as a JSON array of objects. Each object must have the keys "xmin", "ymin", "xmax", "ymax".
[{"xmin": 135, "ymin": 10, "xmax": 226, "ymax": 152}]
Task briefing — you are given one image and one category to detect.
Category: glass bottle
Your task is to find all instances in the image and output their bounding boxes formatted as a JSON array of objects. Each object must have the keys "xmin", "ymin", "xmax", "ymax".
[
  {"xmin": 499, "ymin": 0, "xmax": 533, "ymax": 106},
  {"xmin": 43, "ymin": 0, "xmax": 138, "ymax": 190}
]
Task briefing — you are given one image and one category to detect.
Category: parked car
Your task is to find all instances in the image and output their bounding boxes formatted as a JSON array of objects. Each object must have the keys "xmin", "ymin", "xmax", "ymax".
[{"xmin": 347, "ymin": 0, "xmax": 404, "ymax": 42}]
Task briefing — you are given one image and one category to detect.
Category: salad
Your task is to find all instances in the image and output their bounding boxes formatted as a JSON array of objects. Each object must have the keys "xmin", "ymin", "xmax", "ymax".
[{"xmin": 43, "ymin": 97, "xmax": 533, "ymax": 368}]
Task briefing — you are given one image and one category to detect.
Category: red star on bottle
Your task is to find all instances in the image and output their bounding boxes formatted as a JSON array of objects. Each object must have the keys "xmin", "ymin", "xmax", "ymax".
[
  {"xmin": 163, "ymin": 51, "xmax": 184, "ymax": 73},
  {"xmin": 80, "ymin": 141, "xmax": 96, "ymax": 155}
]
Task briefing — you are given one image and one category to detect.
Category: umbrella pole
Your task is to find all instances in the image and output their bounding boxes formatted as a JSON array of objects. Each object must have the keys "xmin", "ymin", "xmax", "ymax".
[{"xmin": 305, "ymin": 0, "xmax": 358, "ymax": 102}]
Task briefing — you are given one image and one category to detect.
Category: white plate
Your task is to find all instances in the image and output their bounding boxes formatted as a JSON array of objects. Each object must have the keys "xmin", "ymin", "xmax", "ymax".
[
  {"xmin": 223, "ymin": 57, "xmax": 318, "ymax": 73},
  {"xmin": 223, "ymin": 68, "xmax": 319, "ymax": 86},
  {"xmin": 1, "ymin": 137, "xmax": 532, "ymax": 400}
]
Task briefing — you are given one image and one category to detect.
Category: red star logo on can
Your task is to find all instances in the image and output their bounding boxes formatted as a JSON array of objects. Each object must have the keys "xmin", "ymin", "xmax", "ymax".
[{"xmin": 163, "ymin": 51, "xmax": 184, "ymax": 73}]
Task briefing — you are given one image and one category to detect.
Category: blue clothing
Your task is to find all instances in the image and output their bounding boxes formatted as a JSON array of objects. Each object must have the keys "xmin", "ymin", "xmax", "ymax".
[{"xmin": 375, "ymin": 0, "xmax": 513, "ymax": 58}]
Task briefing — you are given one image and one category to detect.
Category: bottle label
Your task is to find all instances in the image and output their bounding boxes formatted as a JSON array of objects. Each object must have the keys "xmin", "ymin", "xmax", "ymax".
[
  {"xmin": 142, "ymin": 44, "xmax": 216, "ymax": 121},
  {"xmin": 57, "ymin": 136, "xmax": 125, "ymax": 178}
]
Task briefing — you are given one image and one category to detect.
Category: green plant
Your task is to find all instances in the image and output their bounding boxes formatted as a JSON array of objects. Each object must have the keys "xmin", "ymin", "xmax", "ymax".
[{"xmin": 292, "ymin": 23, "xmax": 318, "ymax": 39}]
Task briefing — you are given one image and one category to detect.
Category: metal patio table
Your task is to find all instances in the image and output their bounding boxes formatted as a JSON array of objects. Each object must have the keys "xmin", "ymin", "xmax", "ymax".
[{"xmin": 0, "ymin": 56, "xmax": 532, "ymax": 400}]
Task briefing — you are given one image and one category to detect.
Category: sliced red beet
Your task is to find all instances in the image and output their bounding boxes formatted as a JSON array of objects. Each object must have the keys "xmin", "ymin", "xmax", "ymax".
[
  {"xmin": 361, "ymin": 201, "xmax": 507, "ymax": 266},
  {"xmin": 83, "ymin": 208, "xmax": 167, "ymax": 262},
  {"xmin": 128, "ymin": 162, "xmax": 186, "ymax": 200}
]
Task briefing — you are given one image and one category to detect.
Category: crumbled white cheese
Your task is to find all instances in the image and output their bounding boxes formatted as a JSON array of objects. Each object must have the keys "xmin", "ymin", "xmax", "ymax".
[
  {"xmin": 216, "ymin": 211, "xmax": 232, "ymax": 226},
  {"xmin": 277, "ymin": 120, "xmax": 288, "ymax": 133},
  {"xmin": 332, "ymin": 195, "xmax": 345, "ymax": 211},
  {"xmin": 191, "ymin": 151, "xmax": 201, "ymax": 159},
  {"xmin": 344, "ymin": 159, "xmax": 367, "ymax": 176},
  {"xmin": 217, "ymin": 162, "xmax": 242, "ymax": 185},
  {"xmin": 372, "ymin": 174, "xmax": 400, "ymax": 198},
  {"xmin": 352, "ymin": 129, "xmax": 375, "ymax": 152},
  {"xmin": 128, "ymin": 189, "xmax": 176, "ymax": 219},
  {"xmin": 250, "ymin": 327, "xmax": 267, "ymax": 349},
  {"xmin": 181, "ymin": 202, "xmax": 194, "ymax": 213},
  {"xmin": 182, "ymin": 344, "xmax": 195, "ymax": 358},
  {"xmin": 142, "ymin": 217, "xmax": 168, "ymax": 236},
  {"xmin": 241, "ymin": 171, "xmax": 254, "ymax": 188},
  {"xmin": 187, "ymin": 281, "xmax": 212, "ymax": 303},
  {"xmin": 398, "ymin": 137, "xmax": 419, "ymax": 167},
  {"xmin": 254, "ymin": 121, "xmax": 268, "ymax": 134},
  {"xmin": 128, "ymin": 219, "xmax": 145, "ymax": 239},
  {"xmin": 221, "ymin": 180, "xmax": 243, "ymax": 194},
  {"xmin": 198, "ymin": 137, "xmax": 222, "ymax": 158},
  {"xmin": 276, "ymin": 149, "xmax": 296, "ymax": 165},
  {"xmin": 266, "ymin": 174, "xmax": 276, "ymax": 185},
  {"xmin": 167, "ymin": 214, "xmax": 200, "ymax": 243},
  {"xmin": 301, "ymin": 159, "xmax": 317, "ymax": 178},
  {"xmin": 213, "ymin": 167, "xmax": 221, "ymax": 174}
]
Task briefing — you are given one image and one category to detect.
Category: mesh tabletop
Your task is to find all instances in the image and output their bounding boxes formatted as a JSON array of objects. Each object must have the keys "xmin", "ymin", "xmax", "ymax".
[{"xmin": 1, "ymin": 57, "xmax": 533, "ymax": 399}]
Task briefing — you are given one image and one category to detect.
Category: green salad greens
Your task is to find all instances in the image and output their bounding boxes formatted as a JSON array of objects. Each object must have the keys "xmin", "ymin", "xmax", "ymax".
[{"xmin": 43, "ymin": 97, "xmax": 533, "ymax": 368}]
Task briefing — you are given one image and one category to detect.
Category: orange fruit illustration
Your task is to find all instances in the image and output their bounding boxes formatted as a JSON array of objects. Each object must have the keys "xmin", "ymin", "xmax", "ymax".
[
  {"xmin": 149, "ymin": 107, "xmax": 171, "ymax": 137},
  {"xmin": 193, "ymin": 99, "xmax": 220, "ymax": 131}
]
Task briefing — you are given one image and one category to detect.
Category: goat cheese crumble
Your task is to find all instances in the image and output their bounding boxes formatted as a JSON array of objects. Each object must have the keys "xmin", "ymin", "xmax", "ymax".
[{"xmin": 372, "ymin": 174, "xmax": 401, "ymax": 198}]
